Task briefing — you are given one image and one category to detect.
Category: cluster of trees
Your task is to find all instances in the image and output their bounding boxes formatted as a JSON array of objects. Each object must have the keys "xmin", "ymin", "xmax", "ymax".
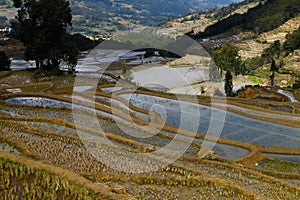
[
  {"xmin": 246, "ymin": 26, "xmax": 300, "ymax": 75},
  {"xmin": 261, "ymin": 27, "xmax": 300, "ymax": 60},
  {"xmin": 219, "ymin": 26, "xmax": 300, "ymax": 89},
  {"xmin": 261, "ymin": 40, "xmax": 281, "ymax": 62},
  {"xmin": 283, "ymin": 27, "xmax": 300, "ymax": 54},
  {"xmin": 209, "ymin": 28, "xmax": 300, "ymax": 96},
  {"xmin": 212, "ymin": 44, "xmax": 243, "ymax": 77},
  {"xmin": 261, "ymin": 40, "xmax": 281, "ymax": 86},
  {"xmin": 64, "ymin": 34, "xmax": 103, "ymax": 52},
  {"xmin": 13, "ymin": 0, "xmax": 78, "ymax": 73},
  {"xmin": 261, "ymin": 30, "xmax": 300, "ymax": 86},
  {"xmin": 211, "ymin": 44, "xmax": 244, "ymax": 96},
  {"xmin": 216, "ymin": 33, "xmax": 299, "ymax": 91}
]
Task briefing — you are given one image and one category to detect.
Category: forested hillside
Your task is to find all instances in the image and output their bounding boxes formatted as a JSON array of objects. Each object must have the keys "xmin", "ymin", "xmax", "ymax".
[{"xmin": 190, "ymin": 0, "xmax": 300, "ymax": 38}]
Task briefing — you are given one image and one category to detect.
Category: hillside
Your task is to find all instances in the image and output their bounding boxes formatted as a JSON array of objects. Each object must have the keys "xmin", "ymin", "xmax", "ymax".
[
  {"xmin": 160, "ymin": 0, "xmax": 259, "ymax": 37},
  {"xmin": 0, "ymin": 0, "xmax": 241, "ymax": 36},
  {"xmin": 158, "ymin": 0, "xmax": 300, "ymax": 91},
  {"xmin": 237, "ymin": 15, "xmax": 300, "ymax": 59},
  {"xmin": 70, "ymin": 0, "xmax": 242, "ymax": 34},
  {"xmin": 190, "ymin": 0, "xmax": 300, "ymax": 39}
]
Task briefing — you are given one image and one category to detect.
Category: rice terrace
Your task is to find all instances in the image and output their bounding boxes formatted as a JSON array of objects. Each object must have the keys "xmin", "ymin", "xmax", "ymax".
[{"xmin": 0, "ymin": 0, "xmax": 300, "ymax": 199}]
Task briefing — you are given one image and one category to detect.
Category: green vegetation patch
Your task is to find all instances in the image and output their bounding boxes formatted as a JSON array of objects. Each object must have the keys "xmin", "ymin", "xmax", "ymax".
[
  {"xmin": 258, "ymin": 158, "xmax": 300, "ymax": 174},
  {"xmin": 250, "ymin": 76, "xmax": 262, "ymax": 85}
]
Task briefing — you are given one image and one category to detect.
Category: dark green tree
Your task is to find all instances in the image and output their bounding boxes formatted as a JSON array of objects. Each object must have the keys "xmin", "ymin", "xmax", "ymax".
[
  {"xmin": 13, "ymin": 0, "xmax": 77, "ymax": 71},
  {"xmin": 283, "ymin": 27, "xmax": 300, "ymax": 54},
  {"xmin": 270, "ymin": 59, "xmax": 278, "ymax": 86},
  {"xmin": 0, "ymin": 51, "xmax": 11, "ymax": 71},
  {"xmin": 144, "ymin": 49, "xmax": 155, "ymax": 58},
  {"xmin": 63, "ymin": 44, "xmax": 79, "ymax": 74},
  {"xmin": 212, "ymin": 44, "xmax": 242, "ymax": 77},
  {"xmin": 272, "ymin": 40, "xmax": 281, "ymax": 59},
  {"xmin": 240, "ymin": 61, "xmax": 249, "ymax": 76},
  {"xmin": 262, "ymin": 40, "xmax": 281, "ymax": 62},
  {"xmin": 224, "ymin": 71, "xmax": 233, "ymax": 97},
  {"xmin": 270, "ymin": 73, "xmax": 275, "ymax": 86}
]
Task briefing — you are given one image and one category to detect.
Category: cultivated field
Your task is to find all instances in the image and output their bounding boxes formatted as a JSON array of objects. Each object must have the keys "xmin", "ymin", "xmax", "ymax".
[{"xmin": 0, "ymin": 70, "xmax": 300, "ymax": 199}]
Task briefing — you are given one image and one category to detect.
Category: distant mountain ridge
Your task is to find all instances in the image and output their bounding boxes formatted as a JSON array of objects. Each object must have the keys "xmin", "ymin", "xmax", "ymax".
[
  {"xmin": 69, "ymin": 0, "xmax": 241, "ymax": 35},
  {"xmin": 0, "ymin": 0, "xmax": 241, "ymax": 35}
]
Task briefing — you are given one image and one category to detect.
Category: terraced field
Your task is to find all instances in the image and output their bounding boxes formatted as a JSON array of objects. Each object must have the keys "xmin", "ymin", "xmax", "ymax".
[
  {"xmin": 236, "ymin": 15, "xmax": 300, "ymax": 60},
  {"xmin": 0, "ymin": 70, "xmax": 300, "ymax": 199}
]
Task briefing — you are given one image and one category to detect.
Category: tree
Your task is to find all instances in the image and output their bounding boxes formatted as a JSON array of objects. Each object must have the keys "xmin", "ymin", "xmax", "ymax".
[
  {"xmin": 63, "ymin": 44, "xmax": 79, "ymax": 74},
  {"xmin": 144, "ymin": 49, "xmax": 155, "ymax": 58},
  {"xmin": 212, "ymin": 44, "xmax": 242, "ymax": 77},
  {"xmin": 240, "ymin": 61, "xmax": 249, "ymax": 76},
  {"xmin": 273, "ymin": 40, "xmax": 281, "ymax": 59},
  {"xmin": 64, "ymin": 33, "xmax": 102, "ymax": 51},
  {"xmin": 270, "ymin": 59, "xmax": 278, "ymax": 86},
  {"xmin": 13, "ymin": 0, "xmax": 77, "ymax": 71},
  {"xmin": 262, "ymin": 40, "xmax": 281, "ymax": 62},
  {"xmin": 0, "ymin": 51, "xmax": 11, "ymax": 71},
  {"xmin": 224, "ymin": 71, "xmax": 233, "ymax": 97},
  {"xmin": 283, "ymin": 27, "xmax": 300, "ymax": 54}
]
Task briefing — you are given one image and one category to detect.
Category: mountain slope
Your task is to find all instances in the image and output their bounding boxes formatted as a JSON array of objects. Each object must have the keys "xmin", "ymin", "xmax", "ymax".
[
  {"xmin": 69, "ymin": 0, "xmax": 241, "ymax": 35},
  {"xmin": 236, "ymin": 15, "xmax": 300, "ymax": 59},
  {"xmin": 160, "ymin": 0, "xmax": 259, "ymax": 37},
  {"xmin": 0, "ymin": 0, "xmax": 241, "ymax": 35},
  {"xmin": 190, "ymin": 0, "xmax": 300, "ymax": 39}
]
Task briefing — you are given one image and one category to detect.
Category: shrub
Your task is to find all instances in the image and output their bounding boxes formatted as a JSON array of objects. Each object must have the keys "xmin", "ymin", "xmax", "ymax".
[
  {"xmin": 293, "ymin": 83, "xmax": 300, "ymax": 89},
  {"xmin": 0, "ymin": 51, "xmax": 11, "ymax": 71},
  {"xmin": 33, "ymin": 67, "xmax": 63, "ymax": 78}
]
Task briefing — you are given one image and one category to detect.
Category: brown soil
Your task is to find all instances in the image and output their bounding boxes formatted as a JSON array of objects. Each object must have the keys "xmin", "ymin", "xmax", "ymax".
[
  {"xmin": 237, "ymin": 87, "xmax": 290, "ymax": 102},
  {"xmin": 237, "ymin": 87, "xmax": 257, "ymax": 99}
]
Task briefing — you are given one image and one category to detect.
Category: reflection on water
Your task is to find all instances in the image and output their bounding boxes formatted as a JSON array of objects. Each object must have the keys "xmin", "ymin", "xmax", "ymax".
[
  {"xmin": 264, "ymin": 154, "xmax": 300, "ymax": 163},
  {"xmin": 120, "ymin": 93, "xmax": 300, "ymax": 148}
]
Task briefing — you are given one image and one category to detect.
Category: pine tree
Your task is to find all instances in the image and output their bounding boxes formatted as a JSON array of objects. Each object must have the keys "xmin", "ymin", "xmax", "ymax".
[
  {"xmin": 225, "ymin": 71, "xmax": 233, "ymax": 97},
  {"xmin": 270, "ymin": 59, "xmax": 278, "ymax": 86}
]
